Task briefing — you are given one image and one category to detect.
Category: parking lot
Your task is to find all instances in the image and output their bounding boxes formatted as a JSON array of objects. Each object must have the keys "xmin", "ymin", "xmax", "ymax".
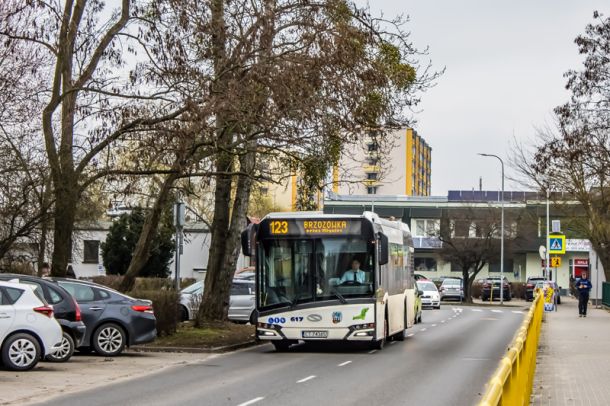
[{"xmin": 0, "ymin": 351, "xmax": 213, "ymax": 405}]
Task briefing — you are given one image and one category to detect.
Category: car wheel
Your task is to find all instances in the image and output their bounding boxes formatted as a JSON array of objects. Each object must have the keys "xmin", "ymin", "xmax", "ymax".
[
  {"xmin": 179, "ymin": 305, "xmax": 189, "ymax": 322},
  {"xmin": 93, "ymin": 323, "xmax": 126, "ymax": 357},
  {"xmin": 1, "ymin": 333, "xmax": 41, "ymax": 371},
  {"xmin": 46, "ymin": 332, "xmax": 74, "ymax": 363}
]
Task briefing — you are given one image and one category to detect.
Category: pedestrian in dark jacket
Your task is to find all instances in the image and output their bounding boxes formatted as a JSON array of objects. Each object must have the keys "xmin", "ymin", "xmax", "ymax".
[{"xmin": 576, "ymin": 271, "xmax": 592, "ymax": 317}]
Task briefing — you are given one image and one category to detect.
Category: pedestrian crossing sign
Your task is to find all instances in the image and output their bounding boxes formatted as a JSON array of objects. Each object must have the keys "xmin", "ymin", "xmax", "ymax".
[{"xmin": 549, "ymin": 235, "xmax": 566, "ymax": 254}]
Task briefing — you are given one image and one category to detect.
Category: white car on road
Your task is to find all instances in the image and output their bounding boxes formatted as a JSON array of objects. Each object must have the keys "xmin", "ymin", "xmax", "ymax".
[
  {"xmin": 179, "ymin": 279, "xmax": 256, "ymax": 323},
  {"xmin": 416, "ymin": 280, "xmax": 441, "ymax": 309},
  {"xmin": 0, "ymin": 281, "xmax": 63, "ymax": 370}
]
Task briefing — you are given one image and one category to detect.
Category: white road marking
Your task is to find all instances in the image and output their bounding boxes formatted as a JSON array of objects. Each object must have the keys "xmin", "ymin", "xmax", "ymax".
[
  {"xmin": 297, "ymin": 375, "xmax": 316, "ymax": 383},
  {"xmin": 431, "ymin": 324, "xmax": 437, "ymax": 327},
  {"xmin": 491, "ymin": 310, "xmax": 503, "ymax": 313},
  {"xmin": 237, "ymin": 397, "xmax": 264, "ymax": 406},
  {"xmin": 471, "ymin": 309, "xmax": 483, "ymax": 312},
  {"xmin": 407, "ymin": 333, "xmax": 415, "ymax": 337},
  {"xmin": 368, "ymin": 349, "xmax": 377, "ymax": 354},
  {"xmin": 512, "ymin": 310, "xmax": 524, "ymax": 314},
  {"xmin": 441, "ymin": 320, "xmax": 446, "ymax": 323},
  {"xmin": 338, "ymin": 360, "xmax": 352, "ymax": 367},
  {"xmin": 421, "ymin": 328, "xmax": 427, "ymax": 331}
]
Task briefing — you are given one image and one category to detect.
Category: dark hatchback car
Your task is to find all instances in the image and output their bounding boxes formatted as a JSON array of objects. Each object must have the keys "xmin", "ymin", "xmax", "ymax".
[
  {"xmin": 523, "ymin": 276, "xmax": 546, "ymax": 301},
  {"xmin": 481, "ymin": 277, "xmax": 512, "ymax": 301},
  {"xmin": 49, "ymin": 278, "xmax": 157, "ymax": 356},
  {"xmin": 0, "ymin": 274, "xmax": 86, "ymax": 362}
]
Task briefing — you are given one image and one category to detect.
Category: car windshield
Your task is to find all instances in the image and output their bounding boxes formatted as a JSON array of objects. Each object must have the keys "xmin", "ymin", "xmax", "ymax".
[
  {"xmin": 258, "ymin": 237, "xmax": 375, "ymax": 309},
  {"xmin": 442, "ymin": 279, "xmax": 462, "ymax": 287},
  {"xmin": 417, "ymin": 281, "xmax": 437, "ymax": 292},
  {"xmin": 181, "ymin": 281, "xmax": 203, "ymax": 294}
]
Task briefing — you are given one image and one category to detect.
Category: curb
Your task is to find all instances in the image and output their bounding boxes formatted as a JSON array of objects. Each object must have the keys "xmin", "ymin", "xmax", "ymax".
[{"xmin": 130, "ymin": 340, "xmax": 261, "ymax": 354}]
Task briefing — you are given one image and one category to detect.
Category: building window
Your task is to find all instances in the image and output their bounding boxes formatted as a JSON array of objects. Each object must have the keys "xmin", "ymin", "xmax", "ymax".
[
  {"xmin": 259, "ymin": 187, "xmax": 269, "ymax": 195},
  {"xmin": 489, "ymin": 260, "xmax": 514, "ymax": 273},
  {"xmin": 367, "ymin": 142, "xmax": 378, "ymax": 152},
  {"xmin": 83, "ymin": 240, "xmax": 100, "ymax": 264},
  {"xmin": 366, "ymin": 172, "xmax": 378, "ymax": 180},
  {"xmin": 368, "ymin": 157, "xmax": 378, "ymax": 165},
  {"xmin": 414, "ymin": 257, "xmax": 437, "ymax": 272},
  {"xmin": 413, "ymin": 219, "xmax": 440, "ymax": 237},
  {"xmin": 366, "ymin": 186, "xmax": 377, "ymax": 195}
]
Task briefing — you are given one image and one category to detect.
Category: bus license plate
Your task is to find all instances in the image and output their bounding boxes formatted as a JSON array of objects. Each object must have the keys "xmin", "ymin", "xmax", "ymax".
[{"xmin": 302, "ymin": 330, "xmax": 328, "ymax": 339}]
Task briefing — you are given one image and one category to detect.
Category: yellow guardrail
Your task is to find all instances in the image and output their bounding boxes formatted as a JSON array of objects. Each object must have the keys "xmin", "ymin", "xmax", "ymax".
[{"xmin": 479, "ymin": 293, "xmax": 544, "ymax": 406}]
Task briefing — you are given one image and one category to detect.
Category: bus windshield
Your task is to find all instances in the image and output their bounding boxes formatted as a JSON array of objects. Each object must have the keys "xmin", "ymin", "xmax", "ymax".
[{"xmin": 258, "ymin": 237, "xmax": 375, "ymax": 309}]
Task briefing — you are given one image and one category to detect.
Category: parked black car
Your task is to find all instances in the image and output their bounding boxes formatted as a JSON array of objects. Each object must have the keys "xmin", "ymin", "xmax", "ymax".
[
  {"xmin": 481, "ymin": 277, "xmax": 512, "ymax": 301},
  {"xmin": 523, "ymin": 276, "xmax": 546, "ymax": 301},
  {"xmin": 49, "ymin": 278, "xmax": 157, "ymax": 356},
  {"xmin": 0, "ymin": 274, "xmax": 86, "ymax": 362}
]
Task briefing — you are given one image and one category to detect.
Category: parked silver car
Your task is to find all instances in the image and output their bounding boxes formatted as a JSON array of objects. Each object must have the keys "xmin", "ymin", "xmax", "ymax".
[
  {"xmin": 439, "ymin": 278, "xmax": 464, "ymax": 301},
  {"xmin": 179, "ymin": 279, "xmax": 255, "ymax": 323}
]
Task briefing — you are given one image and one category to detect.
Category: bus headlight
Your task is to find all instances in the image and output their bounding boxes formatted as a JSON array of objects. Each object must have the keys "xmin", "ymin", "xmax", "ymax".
[{"xmin": 258, "ymin": 330, "xmax": 277, "ymax": 336}]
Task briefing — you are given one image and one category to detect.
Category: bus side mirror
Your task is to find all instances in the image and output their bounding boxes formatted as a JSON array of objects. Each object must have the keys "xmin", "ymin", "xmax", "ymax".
[
  {"xmin": 241, "ymin": 224, "xmax": 258, "ymax": 257},
  {"xmin": 378, "ymin": 233, "xmax": 389, "ymax": 265},
  {"xmin": 241, "ymin": 229, "xmax": 252, "ymax": 256}
]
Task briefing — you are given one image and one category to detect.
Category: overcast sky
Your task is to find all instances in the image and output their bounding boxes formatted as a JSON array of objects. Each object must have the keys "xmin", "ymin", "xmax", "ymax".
[{"xmin": 367, "ymin": 1, "xmax": 607, "ymax": 195}]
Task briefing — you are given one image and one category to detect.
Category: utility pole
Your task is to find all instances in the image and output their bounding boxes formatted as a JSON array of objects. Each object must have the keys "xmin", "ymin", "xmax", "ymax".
[
  {"xmin": 546, "ymin": 189, "xmax": 550, "ymax": 282},
  {"xmin": 478, "ymin": 153, "xmax": 505, "ymax": 304},
  {"xmin": 174, "ymin": 195, "xmax": 185, "ymax": 290}
]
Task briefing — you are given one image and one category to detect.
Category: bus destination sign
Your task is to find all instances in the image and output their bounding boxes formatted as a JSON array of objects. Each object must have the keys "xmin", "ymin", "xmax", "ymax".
[{"xmin": 267, "ymin": 219, "xmax": 362, "ymax": 236}]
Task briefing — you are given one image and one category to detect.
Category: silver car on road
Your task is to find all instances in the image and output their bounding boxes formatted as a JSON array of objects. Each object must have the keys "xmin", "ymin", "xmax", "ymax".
[{"xmin": 179, "ymin": 279, "xmax": 256, "ymax": 323}]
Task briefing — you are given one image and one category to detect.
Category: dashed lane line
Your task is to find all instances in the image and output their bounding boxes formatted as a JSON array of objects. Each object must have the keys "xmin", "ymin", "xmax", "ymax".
[
  {"xmin": 471, "ymin": 309, "xmax": 483, "ymax": 312},
  {"xmin": 237, "ymin": 397, "xmax": 264, "ymax": 406},
  {"xmin": 407, "ymin": 333, "xmax": 415, "ymax": 337},
  {"xmin": 431, "ymin": 324, "xmax": 437, "ymax": 327},
  {"xmin": 512, "ymin": 310, "xmax": 524, "ymax": 314},
  {"xmin": 491, "ymin": 310, "xmax": 503, "ymax": 313},
  {"xmin": 297, "ymin": 375, "xmax": 317, "ymax": 383},
  {"xmin": 368, "ymin": 349, "xmax": 378, "ymax": 354},
  {"xmin": 338, "ymin": 360, "xmax": 352, "ymax": 367},
  {"xmin": 420, "ymin": 328, "xmax": 427, "ymax": 332}
]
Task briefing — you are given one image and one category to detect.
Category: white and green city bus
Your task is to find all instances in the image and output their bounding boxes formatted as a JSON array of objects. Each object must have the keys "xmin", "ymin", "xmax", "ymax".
[{"xmin": 241, "ymin": 211, "xmax": 416, "ymax": 351}]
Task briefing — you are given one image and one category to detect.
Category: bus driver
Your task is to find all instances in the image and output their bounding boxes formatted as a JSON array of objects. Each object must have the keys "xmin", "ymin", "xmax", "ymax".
[{"xmin": 340, "ymin": 259, "xmax": 366, "ymax": 284}]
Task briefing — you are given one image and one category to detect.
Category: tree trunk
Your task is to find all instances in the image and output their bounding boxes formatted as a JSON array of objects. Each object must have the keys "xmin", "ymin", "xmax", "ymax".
[
  {"xmin": 198, "ymin": 146, "xmax": 256, "ymax": 324},
  {"xmin": 50, "ymin": 179, "xmax": 78, "ymax": 276},
  {"xmin": 37, "ymin": 216, "xmax": 49, "ymax": 277},
  {"xmin": 462, "ymin": 266, "xmax": 473, "ymax": 304},
  {"xmin": 119, "ymin": 173, "xmax": 179, "ymax": 292}
]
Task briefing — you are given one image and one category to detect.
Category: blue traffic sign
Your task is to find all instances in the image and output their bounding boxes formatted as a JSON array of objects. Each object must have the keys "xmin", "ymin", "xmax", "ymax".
[{"xmin": 549, "ymin": 235, "xmax": 566, "ymax": 254}]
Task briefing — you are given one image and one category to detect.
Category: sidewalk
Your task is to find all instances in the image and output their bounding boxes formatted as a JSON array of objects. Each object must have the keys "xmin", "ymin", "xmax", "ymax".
[{"xmin": 531, "ymin": 297, "xmax": 610, "ymax": 406}]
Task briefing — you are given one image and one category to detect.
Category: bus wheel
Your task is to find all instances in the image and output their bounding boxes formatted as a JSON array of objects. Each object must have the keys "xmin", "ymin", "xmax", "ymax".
[{"xmin": 272, "ymin": 341, "xmax": 292, "ymax": 352}]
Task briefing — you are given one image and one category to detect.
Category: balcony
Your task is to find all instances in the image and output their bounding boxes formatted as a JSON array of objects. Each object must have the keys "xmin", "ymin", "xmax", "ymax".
[{"xmin": 412, "ymin": 236, "xmax": 443, "ymax": 249}]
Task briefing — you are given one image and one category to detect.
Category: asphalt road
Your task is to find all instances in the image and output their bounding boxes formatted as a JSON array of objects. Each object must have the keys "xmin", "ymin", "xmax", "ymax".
[{"xmin": 39, "ymin": 305, "xmax": 526, "ymax": 406}]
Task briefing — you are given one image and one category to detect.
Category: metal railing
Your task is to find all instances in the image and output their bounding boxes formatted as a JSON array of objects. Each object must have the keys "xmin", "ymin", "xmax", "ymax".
[
  {"xmin": 603, "ymin": 282, "xmax": 610, "ymax": 308},
  {"xmin": 479, "ymin": 294, "xmax": 544, "ymax": 406}
]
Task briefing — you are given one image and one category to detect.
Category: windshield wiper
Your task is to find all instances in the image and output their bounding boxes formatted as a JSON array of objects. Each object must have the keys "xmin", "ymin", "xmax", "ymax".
[
  {"xmin": 330, "ymin": 286, "xmax": 348, "ymax": 304},
  {"xmin": 290, "ymin": 291, "xmax": 306, "ymax": 309}
]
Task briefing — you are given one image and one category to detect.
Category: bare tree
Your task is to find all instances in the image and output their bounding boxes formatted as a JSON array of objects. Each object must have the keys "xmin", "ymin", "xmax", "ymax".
[
  {"xmin": 0, "ymin": 0, "xmax": 188, "ymax": 275},
  {"xmin": 163, "ymin": 0, "xmax": 438, "ymax": 323},
  {"xmin": 437, "ymin": 206, "xmax": 518, "ymax": 303},
  {"xmin": 523, "ymin": 12, "xmax": 610, "ymax": 282}
]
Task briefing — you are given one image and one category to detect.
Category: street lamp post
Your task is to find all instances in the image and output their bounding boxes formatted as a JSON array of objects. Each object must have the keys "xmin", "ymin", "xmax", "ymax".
[{"xmin": 478, "ymin": 153, "xmax": 505, "ymax": 305}]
